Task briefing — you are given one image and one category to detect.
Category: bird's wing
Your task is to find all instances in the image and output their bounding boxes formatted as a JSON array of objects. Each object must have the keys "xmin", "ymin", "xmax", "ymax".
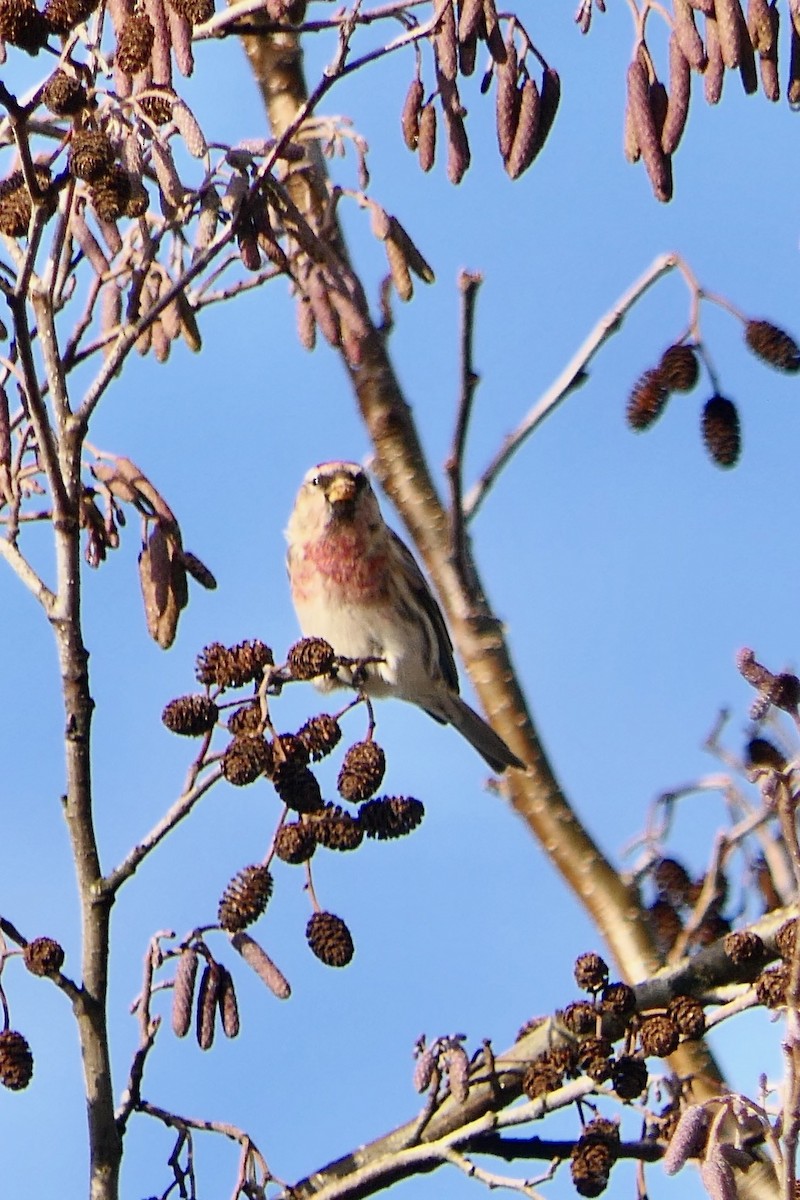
[{"xmin": 388, "ymin": 528, "xmax": 460, "ymax": 693}]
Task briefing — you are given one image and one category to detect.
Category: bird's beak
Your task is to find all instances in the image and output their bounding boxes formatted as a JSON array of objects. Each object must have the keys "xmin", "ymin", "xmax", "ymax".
[{"xmin": 325, "ymin": 473, "xmax": 358, "ymax": 519}]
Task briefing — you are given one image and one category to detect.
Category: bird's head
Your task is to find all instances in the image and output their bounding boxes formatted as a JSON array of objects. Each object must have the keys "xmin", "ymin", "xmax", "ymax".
[{"xmin": 288, "ymin": 461, "xmax": 381, "ymax": 542}]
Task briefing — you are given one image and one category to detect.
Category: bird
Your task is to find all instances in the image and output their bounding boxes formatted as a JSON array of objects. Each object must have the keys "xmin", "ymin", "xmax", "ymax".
[{"xmin": 286, "ymin": 460, "xmax": 524, "ymax": 773}]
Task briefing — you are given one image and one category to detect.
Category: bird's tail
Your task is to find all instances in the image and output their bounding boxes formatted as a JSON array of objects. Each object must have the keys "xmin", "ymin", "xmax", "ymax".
[{"xmin": 437, "ymin": 693, "xmax": 524, "ymax": 773}]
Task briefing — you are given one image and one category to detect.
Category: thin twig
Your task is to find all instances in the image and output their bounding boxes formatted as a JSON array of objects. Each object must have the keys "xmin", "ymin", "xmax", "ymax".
[
  {"xmin": 463, "ymin": 252, "xmax": 682, "ymax": 522},
  {"xmin": 445, "ymin": 270, "xmax": 482, "ymax": 587}
]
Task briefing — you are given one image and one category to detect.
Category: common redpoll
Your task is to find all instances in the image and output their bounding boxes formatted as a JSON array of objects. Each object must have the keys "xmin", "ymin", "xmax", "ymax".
[{"xmin": 286, "ymin": 461, "xmax": 523, "ymax": 773}]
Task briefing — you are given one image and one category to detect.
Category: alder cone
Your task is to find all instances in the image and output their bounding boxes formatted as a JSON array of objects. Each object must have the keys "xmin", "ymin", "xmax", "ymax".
[
  {"xmin": 306, "ymin": 911, "xmax": 354, "ymax": 967},
  {"xmin": 0, "ymin": 1031, "xmax": 33, "ymax": 1091},
  {"xmin": 701, "ymin": 395, "xmax": 741, "ymax": 467}
]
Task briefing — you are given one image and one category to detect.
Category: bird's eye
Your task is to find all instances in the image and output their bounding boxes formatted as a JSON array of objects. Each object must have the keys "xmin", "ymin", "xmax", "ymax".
[
  {"xmin": 353, "ymin": 472, "xmax": 367, "ymax": 491},
  {"xmin": 311, "ymin": 475, "xmax": 321, "ymax": 488}
]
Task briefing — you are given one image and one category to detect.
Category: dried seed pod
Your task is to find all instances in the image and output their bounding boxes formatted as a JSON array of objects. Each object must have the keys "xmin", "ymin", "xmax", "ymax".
[
  {"xmin": 217, "ymin": 968, "xmax": 240, "ymax": 1037},
  {"xmin": 401, "ymin": 77, "xmax": 424, "ymax": 151},
  {"xmin": 495, "ymin": 35, "xmax": 520, "ymax": 163},
  {"xmin": 434, "ymin": 0, "xmax": 457, "ymax": 83},
  {"xmin": 70, "ymin": 131, "xmax": 116, "ymax": 183},
  {"xmin": 0, "ymin": 0, "xmax": 47, "ymax": 50},
  {"xmin": 166, "ymin": 0, "xmax": 213, "ymax": 23},
  {"xmin": 171, "ymin": 946, "xmax": 199, "ymax": 1036},
  {"xmin": 162, "ymin": 693, "xmax": 218, "ymax": 735},
  {"xmin": 42, "ymin": 69, "xmax": 88, "ymax": 115},
  {"xmin": 775, "ymin": 916, "xmax": 798, "ymax": 959},
  {"xmin": 626, "ymin": 368, "xmax": 669, "ymax": 430},
  {"xmin": 311, "ymin": 804, "xmax": 364, "ymax": 851},
  {"xmin": 611, "ymin": 1054, "xmax": 648, "ymax": 1100},
  {"xmin": 505, "ymin": 78, "xmax": 541, "ymax": 179},
  {"xmin": 570, "ymin": 1144, "xmax": 612, "ymax": 1196},
  {"xmin": 561, "ymin": 1000, "xmax": 597, "ymax": 1034},
  {"xmin": 704, "ymin": 17, "xmax": 725, "ymax": 102},
  {"xmin": 667, "ymin": 994, "xmax": 706, "ymax": 1038},
  {"xmin": 306, "ymin": 911, "xmax": 354, "ymax": 967},
  {"xmin": 196, "ymin": 639, "xmax": 273, "ymax": 688},
  {"xmin": 715, "ymin": 0, "xmax": 744, "ymax": 66},
  {"xmin": 626, "ymin": 57, "xmax": 672, "ymax": 202},
  {"xmin": 298, "ymin": 713, "xmax": 342, "ymax": 760},
  {"xmin": 0, "ymin": 1031, "xmax": 33, "ymax": 1091},
  {"xmin": 218, "ymin": 864, "xmax": 273, "ymax": 932},
  {"xmin": 359, "ymin": 795, "xmax": 424, "ymax": 839},
  {"xmin": 221, "ymin": 736, "xmax": 273, "ymax": 785},
  {"xmin": 574, "ymin": 951, "xmax": 609, "ymax": 993},
  {"xmin": 23, "ymin": 937, "xmax": 65, "ymax": 976},
  {"xmin": 231, "ymin": 931, "xmax": 291, "ymax": 998},
  {"xmin": 600, "ymin": 981, "xmax": 637, "ymax": 1018},
  {"xmin": 274, "ymin": 821, "xmax": 317, "ymax": 863},
  {"xmin": 338, "ymin": 740, "xmax": 386, "ymax": 802},
  {"xmin": 417, "ymin": 102, "xmax": 437, "ymax": 171},
  {"xmin": 659, "ymin": 343, "xmax": 699, "ymax": 391},
  {"xmin": 116, "ymin": 12, "xmax": 155, "ymax": 72},
  {"xmin": 43, "ymin": 0, "xmax": 97, "ymax": 32},
  {"xmin": 90, "ymin": 167, "xmax": 133, "ymax": 223},
  {"xmin": 662, "ymin": 35, "xmax": 691, "ymax": 153},
  {"xmin": 273, "ymin": 763, "xmax": 323, "ymax": 813},
  {"xmin": 639, "ymin": 1014, "xmax": 680, "ymax": 1057},
  {"xmin": 196, "ymin": 961, "xmax": 221, "ymax": 1049},
  {"xmin": 287, "ymin": 636, "xmax": 336, "ymax": 679},
  {"xmin": 745, "ymin": 318, "xmax": 800, "ymax": 371},
  {"xmin": 673, "ymin": 0, "xmax": 707, "ymax": 70},
  {"xmin": 701, "ymin": 394, "xmax": 740, "ymax": 468}
]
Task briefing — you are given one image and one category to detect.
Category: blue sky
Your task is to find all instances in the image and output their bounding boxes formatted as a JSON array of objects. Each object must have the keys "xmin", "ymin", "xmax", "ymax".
[{"xmin": 1, "ymin": 1, "xmax": 798, "ymax": 1197}]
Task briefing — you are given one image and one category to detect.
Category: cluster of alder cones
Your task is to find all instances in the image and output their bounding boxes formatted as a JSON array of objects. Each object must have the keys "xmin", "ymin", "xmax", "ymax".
[
  {"xmin": 0, "ymin": 937, "xmax": 64, "ymax": 1093},
  {"xmin": 157, "ymin": 636, "xmax": 426, "ymax": 1044},
  {"xmin": 617, "ymin": 0, "xmax": 800, "ymax": 201},
  {"xmin": 514, "ymin": 932, "xmax": 796, "ymax": 1197},
  {"xmin": 626, "ymin": 317, "xmax": 800, "ymax": 467}
]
